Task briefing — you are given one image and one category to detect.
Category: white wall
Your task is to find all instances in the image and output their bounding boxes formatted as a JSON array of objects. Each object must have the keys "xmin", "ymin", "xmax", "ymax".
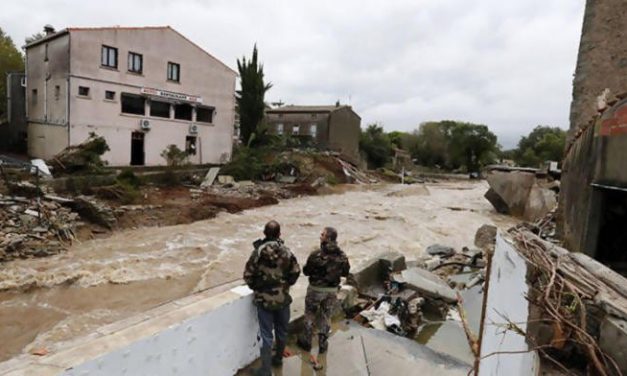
[
  {"xmin": 50, "ymin": 287, "xmax": 259, "ymax": 376},
  {"xmin": 478, "ymin": 233, "xmax": 540, "ymax": 376}
]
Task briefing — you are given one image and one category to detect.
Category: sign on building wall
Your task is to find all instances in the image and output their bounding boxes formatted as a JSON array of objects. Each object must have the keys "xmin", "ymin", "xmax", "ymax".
[{"xmin": 140, "ymin": 87, "xmax": 202, "ymax": 103}]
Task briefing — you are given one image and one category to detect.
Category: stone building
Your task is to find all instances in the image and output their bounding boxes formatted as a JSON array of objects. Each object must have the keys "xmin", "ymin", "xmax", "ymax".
[
  {"xmin": 560, "ymin": 0, "xmax": 627, "ymax": 270},
  {"xmin": 24, "ymin": 26, "xmax": 236, "ymax": 166},
  {"xmin": 265, "ymin": 104, "xmax": 361, "ymax": 163}
]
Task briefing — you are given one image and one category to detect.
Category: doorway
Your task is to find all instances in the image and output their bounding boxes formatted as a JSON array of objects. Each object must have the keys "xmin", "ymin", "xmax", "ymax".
[
  {"xmin": 130, "ymin": 132, "xmax": 145, "ymax": 166},
  {"xmin": 595, "ymin": 188, "xmax": 627, "ymax": 274}
]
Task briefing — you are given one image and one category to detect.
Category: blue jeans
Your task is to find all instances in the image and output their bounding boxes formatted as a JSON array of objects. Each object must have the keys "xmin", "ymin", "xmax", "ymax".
[{"xmin": 257, "ymin": 305, "xmax": 290, "ymax": 349}]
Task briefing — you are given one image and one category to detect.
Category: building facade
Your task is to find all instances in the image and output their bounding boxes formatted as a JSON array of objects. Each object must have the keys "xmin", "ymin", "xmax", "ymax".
[
  {"xmin": 265, "ymin": 105, "xmax": 361, "ymax": 163},
  {"xmin": 560, "ymin": 0, "xmax": 627, "ymax": 270},
  {"xmin": 25, "ymin": 26, "xmax": 237, "ymax": 166}
]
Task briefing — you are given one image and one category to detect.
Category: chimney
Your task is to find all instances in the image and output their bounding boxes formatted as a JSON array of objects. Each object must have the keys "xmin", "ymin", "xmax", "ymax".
[
  {"xmin": 43, "ymin": 24, "xmax": 56, "ymax": 35},
  {"xmin": 335, "ymin": 100, "xmax": 340, "ymax": 107}
]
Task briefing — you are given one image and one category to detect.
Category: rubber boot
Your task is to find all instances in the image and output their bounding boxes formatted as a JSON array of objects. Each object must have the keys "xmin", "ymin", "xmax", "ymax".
[
  {"xmin": 253, "ymin": 345, "xmax": 272, "ymax": 376},
  {"xmin": 318, "ymin": 334, "xmax": 329, "ymax": 354},
  {"xmin": 272, "ymin": 340, "xmax": 285, "ymax": 366}
]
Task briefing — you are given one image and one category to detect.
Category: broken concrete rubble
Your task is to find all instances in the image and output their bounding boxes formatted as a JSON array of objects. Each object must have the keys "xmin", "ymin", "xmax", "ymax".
[
  {"xmin": 426, "ymin": 244, "xmax": 456, "ymax": 257},
  {"xmin": 395, "ymin": 267, "xmax": 458, "ymax": 303},
  {"xmin": 484, "ymin": 171, "xmax": 558, "ymax": 222},
  {"xmin": 200, "ymin": 167, "xmax": 220, "ymax": 188},
  {"xmin": 0, "ymin": 193, "xmax": 79, "ymax": 262},
  {"xmin": 474, "ymin": 225, "xmax": 497, "ymax": 257},
  {"xmin": 71, "ymin": 196, "xmax": 117, "ymax": 229},
  {"xmin": 523, "ymin": 184, "xmax": 557, "ymax": 222}
]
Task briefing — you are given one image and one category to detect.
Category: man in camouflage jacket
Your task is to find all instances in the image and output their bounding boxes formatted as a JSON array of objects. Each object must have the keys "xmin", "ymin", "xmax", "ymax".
[
  {"xmin": 297, "ymin": 227, "xmax": 350, "ymax": 354},
  {"xmin": 243, "ymin": 220, "xmax": 300, "ymax": 375}
]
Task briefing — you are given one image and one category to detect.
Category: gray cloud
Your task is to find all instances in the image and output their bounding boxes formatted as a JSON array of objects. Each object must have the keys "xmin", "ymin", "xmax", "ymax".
[{"xmin": 1, "ymin": 0, "xmax": 585, "ymax": 148}]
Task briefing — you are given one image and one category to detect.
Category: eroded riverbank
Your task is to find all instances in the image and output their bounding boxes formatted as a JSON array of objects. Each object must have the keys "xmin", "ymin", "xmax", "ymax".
[{"xmin": 0, "ymin": 181, "xmax": 516, "ymax": 362}]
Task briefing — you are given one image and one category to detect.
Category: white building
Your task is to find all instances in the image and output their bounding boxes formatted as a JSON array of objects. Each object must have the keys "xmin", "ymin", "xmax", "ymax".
[{"xmin": 25, "ymin": 26, "xmax": 237, "ymax": 166}]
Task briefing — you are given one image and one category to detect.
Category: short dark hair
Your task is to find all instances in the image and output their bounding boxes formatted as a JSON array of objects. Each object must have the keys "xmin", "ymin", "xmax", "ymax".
[
  {"xmin": 264, "ymin": 220, "xmax": 281, "ymax": 239},
  {"xmin": 324, "ymin": 227, "xmax": 338, "ymax": 241}
]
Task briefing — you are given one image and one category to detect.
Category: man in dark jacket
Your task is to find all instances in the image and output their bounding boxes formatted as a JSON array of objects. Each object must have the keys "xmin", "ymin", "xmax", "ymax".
[
  {"xmin": 243, "ymin": 220, "xmax": 300, "ymax": 375},
  {"xmin": 297, "ymin": 227, "xmax": 350, "ymax": 354}
]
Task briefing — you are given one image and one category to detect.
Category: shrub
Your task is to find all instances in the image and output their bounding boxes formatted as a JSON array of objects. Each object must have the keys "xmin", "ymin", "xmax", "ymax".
[
  {"xmin": 160, "ymin": 145, "xmax": 189, "ymax": 166},
  {"xmin": 116, "ymin": 168, "xmax": 142, "ymax": 188},
  {"xmin": 220, "ymin": 147, "xmax": 264, "ymax": 181}
]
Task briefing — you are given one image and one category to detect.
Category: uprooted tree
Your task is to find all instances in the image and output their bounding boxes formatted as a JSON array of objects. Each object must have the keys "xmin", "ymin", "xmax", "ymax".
[
  {"xmin": 49, "ymin": 132, "xmax": 110, "ymax": 174},
  {"xmin": 236, "ymin": 44, "xmax": 272, "ymax": 145}
]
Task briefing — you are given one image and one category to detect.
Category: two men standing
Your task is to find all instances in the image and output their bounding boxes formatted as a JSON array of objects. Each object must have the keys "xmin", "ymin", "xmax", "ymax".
[{"xmin": 243, "ymin": 221, "xmax": 350, "ymax": 375}]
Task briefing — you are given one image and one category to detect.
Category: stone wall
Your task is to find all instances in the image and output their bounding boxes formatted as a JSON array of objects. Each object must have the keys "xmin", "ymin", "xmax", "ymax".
[{"xmin": 570, "ymin": 0, "xmax": 627, "ymax": 133}]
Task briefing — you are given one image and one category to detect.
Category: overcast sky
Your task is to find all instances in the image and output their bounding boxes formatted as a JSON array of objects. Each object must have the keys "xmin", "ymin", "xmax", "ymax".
[{"xmin": 1, "ymin": 0, "xmax": 585, "ymax": 148}]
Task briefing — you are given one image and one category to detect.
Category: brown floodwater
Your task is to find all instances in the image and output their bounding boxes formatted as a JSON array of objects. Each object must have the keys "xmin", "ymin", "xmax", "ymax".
[{"xmin": 0, "ymin": 181, "xmax": 516, "ymax": 362}]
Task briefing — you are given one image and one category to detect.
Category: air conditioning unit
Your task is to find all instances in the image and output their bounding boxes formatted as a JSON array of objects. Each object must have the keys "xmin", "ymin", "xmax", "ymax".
[
  {"xmin": 189, "ymin": 124, "xmax": 199, "ymax": 134},
  {"xmin": 140, "ymin": 119, "xmax": 151, "ymax": 130}
]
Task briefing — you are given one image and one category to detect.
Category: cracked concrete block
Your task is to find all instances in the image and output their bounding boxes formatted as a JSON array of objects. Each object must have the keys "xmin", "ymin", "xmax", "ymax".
[
  {"xmin": 523, "ymin": 185, "xmax": 557, "ymax": 222},
  {"xmin": 379, "ymin": 251, "xmax": 407, "ymax": 273},
  {"xmin": 347, "ymin": 258, "xmax": 382, "ymax": 290},
  {"xmin": 485, "ymin": 171, "xmax": 535, "ymax": 216},
  {"xmin": 395, "ymin": 267, "xmax": 457, "ymax": 303}
]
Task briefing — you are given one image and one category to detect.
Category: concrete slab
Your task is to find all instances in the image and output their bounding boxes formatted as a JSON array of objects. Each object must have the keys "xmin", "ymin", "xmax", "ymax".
[
  {"xmin": 379, "ymin": 251, "xmax": 407, "ymax": 273},
  {"xmin": 395, "ymin": 267, "xmax": 458, "ymax": 303},
  {"xmin": 239, "ymin": 322, "xmax": 470, "ymax": 376},
  {"xmin": 478, "ymin": 233, "xmax": 540, "ymax": 376},
  {"xmin": 200, "ymin": 167, "xmax": 220, "ymax": 187}
]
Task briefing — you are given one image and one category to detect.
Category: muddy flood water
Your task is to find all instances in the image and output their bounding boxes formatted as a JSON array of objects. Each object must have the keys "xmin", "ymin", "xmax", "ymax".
[{"xmin": 0, "ymin": 181, "xmax": 516, "ymax": 362}]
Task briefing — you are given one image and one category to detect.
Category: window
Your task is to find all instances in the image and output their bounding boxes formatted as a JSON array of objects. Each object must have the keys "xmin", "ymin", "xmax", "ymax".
[
  {"xmin": 101, "ymin": 45, "xmax": 118, "ymax": 68},
  {"xmin": 196, "ymin": 106, "xmax": 214, "ymax": 123},
  {"xmin": 128, "ymin": 52, "xmax": 143, "ymax": 73},
  {"xmin": 186, "ymin": 136, "xmax": 197, "ymax": 155},
  {"xmin": 121, "ymin": 93, "xmax": 145, "ymax": 115},
  {"xmin": 292, "ymin": 124, "xmax": 300, "ymax": 135},
  {"xmin": 105, "ymin": 91, "xmax": 115, "ymax": 100},
  {"xmin": 150, "ymin": 100, "xmax": 170, "ymax": 118},
  {"xmin": 276, "ymin": 123, "xmax": 284, "ymax": 135},
  {"xmin": 167, "ymin": 62, "xmax": 180, "ymax": 82},
  {"xmin": 78, "ymin": 86, "xmax": 90, "ymax": 97},
  {"xmin": 174, "ymin": 103, "xmax": 192, "ymax": 120},
  {"xmin": 310, "ymin": 124, "xmax": 317, "ymax": 138},
  {"xmin": 44, "ymin": 44, "xmax": 49, "ymax": 61},
  {"xmin": 31, "ymin": 89, "xmax": 38, "ymax": 105},
  {"xmin": 54, "ymin": 85, "xmax": 60, "ymax": 101}
]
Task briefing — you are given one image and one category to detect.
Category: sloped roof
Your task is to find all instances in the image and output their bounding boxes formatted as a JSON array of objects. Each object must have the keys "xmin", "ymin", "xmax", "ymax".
[{"xmin": 267, "ymin": 105, "xmax": 356, "ymax": 114}]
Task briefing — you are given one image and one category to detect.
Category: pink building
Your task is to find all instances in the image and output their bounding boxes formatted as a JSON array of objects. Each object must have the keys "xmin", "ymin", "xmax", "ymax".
[{"xmin": 25, "ymin": 26, "xmax": 237, "ymax": 166}]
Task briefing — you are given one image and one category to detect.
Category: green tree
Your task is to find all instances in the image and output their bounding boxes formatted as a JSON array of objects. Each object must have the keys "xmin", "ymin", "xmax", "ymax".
[
  {"xmin": 447, "ymin": 122, "xmax": 499, "ymax": 172},
  {"xmin": 410, "ymin": 121, "xmax": 499, "ymax": 171},
  {"xmin": 0, "ymin": 28, "xmax": 24, "ymax": 120},
  {"xmin": 359, "ymin": 123, "xmax": 393, "ymax": 168},
  {"xmin": 236, "ymin": 45, "xmax": 272, "ymax": 145},
  {"xmin": 411, "ymin": 122, "xmax": 449, "ymax": 167},
  {"xmin": 514, "ymin": 126, "xmax": 566, "ymax": 167}
]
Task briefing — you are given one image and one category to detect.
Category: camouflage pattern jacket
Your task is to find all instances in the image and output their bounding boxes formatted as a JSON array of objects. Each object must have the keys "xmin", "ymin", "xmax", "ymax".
[
  {"xmin": 303, "ymin": 241, "xmax": 350, "ymax": 288},
  {"xmin": 243, "ymin": 238, "xmax": 300, "ymax": 310}
]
